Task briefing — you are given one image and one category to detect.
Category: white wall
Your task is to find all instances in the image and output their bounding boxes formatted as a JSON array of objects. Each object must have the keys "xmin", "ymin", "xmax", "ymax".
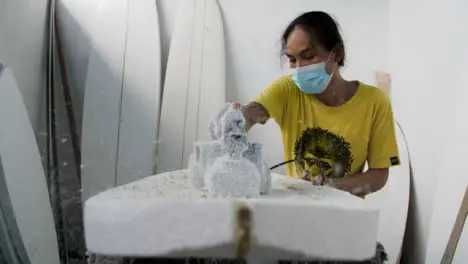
[
  {"xmin": 389, "ymin": 1, "xmax": 435, "ymax": 263},
  {"xmin": 58, "ymin": 0, "xmax": 391, "ymax": 174},
  {"xmin": 0, "ymin": 0, "xmax": 49, "ymax": 136},
  {"xmin": 425, "ymin": 51, "xmax": 468, "ymax": 263},
  {"xmin": 423, "ymin": 0, "xmax": 468, "ymax": 262},
  {"xmin": 390, "ymin": 0, "xmax": 468, "ymax": 262}
]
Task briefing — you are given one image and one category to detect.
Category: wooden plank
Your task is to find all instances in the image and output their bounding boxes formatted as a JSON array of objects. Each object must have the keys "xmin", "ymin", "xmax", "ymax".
[
  {"xmin": 375, "ymin": 71, "xmax": 391, "ymax": 96},
  {"xmin": 442, "ymin": 185, "xmax": 468, "ymax": 264}
]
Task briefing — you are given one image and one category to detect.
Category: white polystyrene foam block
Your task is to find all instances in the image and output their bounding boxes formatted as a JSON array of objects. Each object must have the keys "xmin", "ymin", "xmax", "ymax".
[
  {"xmin": 84, "ymin": 170, "xmax": 379, "ymax": 260},
  {"xmin": 251, "ymin": 200, "xmax": 378, "ymax": 261}
]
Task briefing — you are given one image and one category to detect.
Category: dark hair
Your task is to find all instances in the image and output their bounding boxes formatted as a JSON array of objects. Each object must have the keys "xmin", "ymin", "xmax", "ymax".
[{"xmin": 281, "ymin": 11, "xmax": 345, "ymax": 66}]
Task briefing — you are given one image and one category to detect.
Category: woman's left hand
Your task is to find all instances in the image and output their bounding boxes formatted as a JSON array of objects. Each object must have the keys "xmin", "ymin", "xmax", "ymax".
[
  {"xmin": 312, "ymin": 175, "xmax": 335, "ymax": 187},
  {"xmin": 313, "ymin": 176, "xmax": 350, "ymax": 194},
  {"xmin": 322, "ymin": 177, "xmax": 368, "ymax": 197}
]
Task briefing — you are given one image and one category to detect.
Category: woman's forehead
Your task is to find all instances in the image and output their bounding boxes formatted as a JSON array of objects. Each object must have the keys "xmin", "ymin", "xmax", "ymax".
[{"xmin": 286, "ymin": 27, "xmax": 324, "ymax": 56}]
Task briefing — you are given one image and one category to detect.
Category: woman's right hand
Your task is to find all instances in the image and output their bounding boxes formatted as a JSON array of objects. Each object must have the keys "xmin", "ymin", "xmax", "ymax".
[
  {"xmin": 208, "ymin": 102, "xmax": 238, "ymax": 141},
  {"xmin": 208, "ymin": 101, "xmax": 270, "ymax": 140}
]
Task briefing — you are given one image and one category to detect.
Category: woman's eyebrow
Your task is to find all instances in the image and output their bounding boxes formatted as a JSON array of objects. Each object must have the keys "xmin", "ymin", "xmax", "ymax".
[
  {"xmin": 298, "ymin": 47, "xmax": 313, "ymax": 56},
  {"xmin": 286, "ymin": 47, "xmax": 312, "ymax": 58}
]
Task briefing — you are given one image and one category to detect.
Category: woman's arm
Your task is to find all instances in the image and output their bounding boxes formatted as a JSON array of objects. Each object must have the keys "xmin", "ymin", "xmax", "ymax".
[
  {"xmin": 325, "ymin": 168, "xmax": 389, "ymax": 197},
  {"xmin": 242, "ymin": 102, "xmax": 270, "ymax": 132},
  {"xmin": 323, "ymin": 89, "xmax": 398, "ymax": 197},
  {"xmin": 243, "ymin": 76, "xmax": 291, "ymax": 131}
]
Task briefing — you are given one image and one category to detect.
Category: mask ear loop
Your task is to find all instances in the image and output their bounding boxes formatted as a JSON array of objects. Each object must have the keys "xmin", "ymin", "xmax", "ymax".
[
  {"xmin": 318, "ymin": 50, "xmax": 338, "ymax": 94},
  {"xmin": 324, "ymin": 49, "xmax": 339, "ymax": 79},
  {"xmin": 329, "ymin": 43, "xmax": 346, "ymax": 73}
]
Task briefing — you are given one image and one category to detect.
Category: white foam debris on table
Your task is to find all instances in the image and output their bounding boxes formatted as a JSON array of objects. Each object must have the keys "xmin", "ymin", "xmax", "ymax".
[{"xmin": 84, "ymin": 170, "xmax": 380, "ymax": 262}]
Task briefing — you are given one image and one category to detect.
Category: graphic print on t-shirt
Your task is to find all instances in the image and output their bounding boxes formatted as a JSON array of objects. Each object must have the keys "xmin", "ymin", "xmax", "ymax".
[{"xmin": 294, "ymin": 127, "xmax": 354, "ymax": 181}]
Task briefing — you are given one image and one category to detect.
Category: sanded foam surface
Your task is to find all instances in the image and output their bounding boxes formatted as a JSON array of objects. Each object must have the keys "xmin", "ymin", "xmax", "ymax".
[
  {"xmin": 0, "ymin": 66, "xmax": 60, "ymax": 264},
  {"xmin": 157, "ymin": 0, "xmax": 225, "ymax": 174},
  {"xmin": 84, "ymin": 170, "xmax": 379, "ymax": 260},
  {"xmin": 116, "ymin": 0, "xmax": 161, "ymax": 185}
]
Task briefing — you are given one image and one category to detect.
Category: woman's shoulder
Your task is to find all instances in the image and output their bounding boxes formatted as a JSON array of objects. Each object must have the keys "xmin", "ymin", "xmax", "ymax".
[
  {"xmin": 357, "ymin": 81, "xmax": 391, "ymax": 106},
  {"xmin": 257, "ymin": 74, "xmax": 298, "ymax": 99},
  {"xmin": 269, "ymin": 74, "xmax": 296, "ymax": 89}
]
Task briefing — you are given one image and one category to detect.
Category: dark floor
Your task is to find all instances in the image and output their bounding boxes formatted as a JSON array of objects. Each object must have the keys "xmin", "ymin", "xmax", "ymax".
[{"xmin": 89, "ymin": 243, "xmax": 387, "ymax": 264}]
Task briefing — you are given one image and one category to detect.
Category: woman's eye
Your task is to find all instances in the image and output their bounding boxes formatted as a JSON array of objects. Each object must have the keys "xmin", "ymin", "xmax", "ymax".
[
  {"xmin": 302, "ymin": 55, "xmax": 315, "ymax": 60},
  {"xmin": 289, "ymin": 58, "xmax": 296, "ymax": 64}
]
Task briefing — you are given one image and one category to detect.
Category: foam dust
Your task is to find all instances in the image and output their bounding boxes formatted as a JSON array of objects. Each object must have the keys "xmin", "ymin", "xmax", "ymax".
[{"xmin": 189, "ymin": 103, "xmax": 271, "ymax": 198}]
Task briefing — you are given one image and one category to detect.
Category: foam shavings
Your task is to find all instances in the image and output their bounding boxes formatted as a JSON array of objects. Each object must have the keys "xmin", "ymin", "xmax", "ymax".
[
  {"xmin": 189, "ymin": 104, "xmax": 271, "ymax": 197},
  {"xmin": 87, "ymin": 170, "xmax": 368, "ymax": 208}
]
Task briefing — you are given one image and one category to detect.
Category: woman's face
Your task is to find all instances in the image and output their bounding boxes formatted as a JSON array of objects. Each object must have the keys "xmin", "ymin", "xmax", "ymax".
[{"xmin": 285, "ymin": 27, "xmax": 338, "ymax": 74}]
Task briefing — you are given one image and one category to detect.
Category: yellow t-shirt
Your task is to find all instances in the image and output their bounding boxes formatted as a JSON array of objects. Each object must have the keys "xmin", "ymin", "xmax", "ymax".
[{"xmin": 253, "ymin": 75, "xmax": 400, "ymax": 179}]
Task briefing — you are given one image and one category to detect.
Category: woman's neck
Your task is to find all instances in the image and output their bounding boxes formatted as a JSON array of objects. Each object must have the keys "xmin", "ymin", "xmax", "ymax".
[{"xmin": 314, "ymin": 73, "xmax": 357, "ymax": 107}]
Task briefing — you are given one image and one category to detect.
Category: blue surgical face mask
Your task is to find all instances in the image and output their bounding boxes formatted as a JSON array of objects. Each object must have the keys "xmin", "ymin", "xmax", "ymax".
[{"xmin": 292, "ymin": 54, "xmax": 336, "ymax": 94}]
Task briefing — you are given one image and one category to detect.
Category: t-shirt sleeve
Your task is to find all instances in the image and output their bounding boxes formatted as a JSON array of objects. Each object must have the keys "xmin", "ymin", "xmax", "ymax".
[
  {"xmin": 368, "ymin": 93, "xmax": 400, "ymax": 168},
  {"xmin": 252, "ymin": 76, "xmax": 290, "ymax": 125}
]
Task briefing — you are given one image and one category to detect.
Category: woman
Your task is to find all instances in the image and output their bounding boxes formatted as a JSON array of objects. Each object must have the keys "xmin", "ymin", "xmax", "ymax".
[
  {"xmin": 134, "ymin": 11, "xmax": 390, "ymax": 264},
  {"xmin": 214, "ymin": 11, "xmax": 400, "ymax": 198}
]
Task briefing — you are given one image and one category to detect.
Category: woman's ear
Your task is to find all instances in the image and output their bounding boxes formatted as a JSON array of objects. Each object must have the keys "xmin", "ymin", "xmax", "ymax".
[{"xmin": 334, "ymin": 44, "xmax": 345, "ymax": 64}]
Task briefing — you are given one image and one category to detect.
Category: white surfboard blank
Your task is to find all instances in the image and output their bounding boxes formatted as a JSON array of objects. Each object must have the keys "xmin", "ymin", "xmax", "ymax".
[
  {"xmin": 80, "ymin": 0, "xmax": 128, "ymax": 201},
  {"xmin": 0, "ymin": 65, "xmax": 60, "ymax": 264},
  {"xmin": 157, "ymin": 0, "xmax": 226, "ymax": 174},
  {"xmin": 366, "ymin": 121, "xmax": 410, "ymax": 264},
  {"xmin": 116, "ymin": 0, "xmax": 161, "ymax": 185}
]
